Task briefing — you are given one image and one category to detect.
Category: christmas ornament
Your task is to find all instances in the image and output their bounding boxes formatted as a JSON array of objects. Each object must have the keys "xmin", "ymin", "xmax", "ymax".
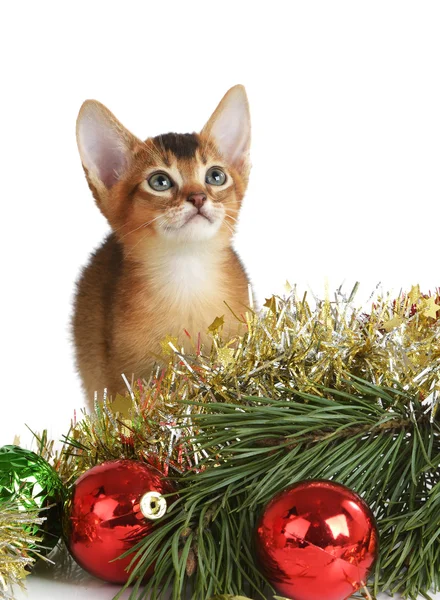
[
  {"xmin": 0, "ymin": 445, "xmax": 65, "ymax": 556},
  {"xmin": 63, "ymin": 459, "xmax": 174, "ymax": 584},
  {"xmin": 255, "ymin": 480, "xmax": 379, "ymax": 600}
]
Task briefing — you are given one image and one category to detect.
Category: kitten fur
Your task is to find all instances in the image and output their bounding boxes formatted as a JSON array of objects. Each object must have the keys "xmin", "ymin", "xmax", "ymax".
[{"xmin": 73, "ymin": 85, "xmax": 252, "ymax": 406}]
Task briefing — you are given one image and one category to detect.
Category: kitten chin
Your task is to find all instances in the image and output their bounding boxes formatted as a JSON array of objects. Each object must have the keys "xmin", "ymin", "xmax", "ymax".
[
  {"xmin": 157, "ymin": 211, "xmax": 224, "ymax": 243},
  {"xmin": 73, "ymin": 85, "xmax": 252, "ymax": 408}
]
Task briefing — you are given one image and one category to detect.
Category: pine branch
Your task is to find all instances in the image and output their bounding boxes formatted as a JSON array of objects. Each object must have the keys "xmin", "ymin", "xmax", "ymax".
[{"xmin": 113, "ymin": 377, "xmax": 439, "ymax": 600}]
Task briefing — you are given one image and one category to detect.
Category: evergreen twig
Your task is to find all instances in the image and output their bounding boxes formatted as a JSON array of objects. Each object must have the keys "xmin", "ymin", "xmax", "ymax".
[{"xmin": 115, "ymin": 378, "xmax": 439, "ymax": 600}]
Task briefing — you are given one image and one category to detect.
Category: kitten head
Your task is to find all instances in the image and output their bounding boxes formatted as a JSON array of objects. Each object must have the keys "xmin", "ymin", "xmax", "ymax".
[{"xmin": 76, "ymin": 85, "xmax": 251, "ymax": 254}]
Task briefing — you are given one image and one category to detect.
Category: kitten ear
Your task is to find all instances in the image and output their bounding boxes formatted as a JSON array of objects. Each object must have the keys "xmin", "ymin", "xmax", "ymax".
[
  {"xmin": 201, "ymin": 85, "xmax": 251, "ymax": 170},
  {"xmin": 76, "ymin": 100, "xmax": 140, "ymax": 189}
]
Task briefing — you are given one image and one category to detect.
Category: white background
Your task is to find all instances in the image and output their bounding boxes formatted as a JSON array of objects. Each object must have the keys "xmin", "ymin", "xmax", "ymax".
[{"xmin": 1, "ymin": 1, "xmax": 439, "ymax": 599}]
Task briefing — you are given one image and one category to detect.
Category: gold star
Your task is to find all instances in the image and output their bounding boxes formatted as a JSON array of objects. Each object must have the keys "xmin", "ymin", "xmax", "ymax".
[
  {"xmin": 421, "ymin": 296, "xmax": 440, "ymax": 319},
  {"xmin": 208, "ymin": 315, "xmax": 225, "ymax": 333},
  {"xmin": 217, "ymin": 347, "xmax": 235, "ymax": 367},
  {"xmin": 110, "ymin": 394, "xmax": 134, "ymax": 419},
  {"xmin": 263, "ymin": 296, "xmax": 277, "ymax": 313},
  {"xmin": 160, "ymin": 335, "xmax": 179, "ymax": 356},
  {"xmin": 383, "ymin": 316, "xmax": 404, "ymax": 332}
]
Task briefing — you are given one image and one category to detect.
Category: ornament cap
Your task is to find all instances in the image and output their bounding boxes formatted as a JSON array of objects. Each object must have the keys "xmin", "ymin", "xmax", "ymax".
[{"xmin": 140, "ymin": 491, "xmax": 167, "ymax": 520}]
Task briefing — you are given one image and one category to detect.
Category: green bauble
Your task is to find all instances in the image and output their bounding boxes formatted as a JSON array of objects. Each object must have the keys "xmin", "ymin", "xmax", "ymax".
[{"xmin": 0, "ymin": 445, "xmax": 65, "ymax": 556}]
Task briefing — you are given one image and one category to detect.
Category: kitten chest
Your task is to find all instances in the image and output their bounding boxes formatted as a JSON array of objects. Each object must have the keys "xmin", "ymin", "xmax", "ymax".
[
  {"xmin": 134, "ymin": 249, "xmax": 231, "ymax": 341},
  {"xmin": 112, "ymin": 246, "xmax": 247, "ymax": 377}
]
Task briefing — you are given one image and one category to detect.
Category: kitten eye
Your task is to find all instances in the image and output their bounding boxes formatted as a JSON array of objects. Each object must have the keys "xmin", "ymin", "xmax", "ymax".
[
  {"xmin": 148, "ymin": 172, "xmax": 173, "ymax": 191},
  {"xmin": 205, "ymin": 167, "xmax": 226, "ymax": 186}
]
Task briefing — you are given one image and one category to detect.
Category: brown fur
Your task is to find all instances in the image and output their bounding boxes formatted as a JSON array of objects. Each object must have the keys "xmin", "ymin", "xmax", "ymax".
[{"xmin": 73, "ymin": 86, "xmax": 252, "ymax": 406}]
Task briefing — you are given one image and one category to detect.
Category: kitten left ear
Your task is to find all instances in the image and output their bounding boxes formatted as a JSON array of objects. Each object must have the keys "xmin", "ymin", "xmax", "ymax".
[{"xmin": 201, "ymin": 85, "xmax": 251, "ymax": 172}]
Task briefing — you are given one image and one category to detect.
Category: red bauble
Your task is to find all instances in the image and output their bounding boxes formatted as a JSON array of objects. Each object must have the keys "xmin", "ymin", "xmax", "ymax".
[
  {"xmin": 63, "ymin": 459, "xmax": 174, "ymax": 584},
  {"xmin": 255, "ymin": 480, "xmax": 379, "ymax": 600}
]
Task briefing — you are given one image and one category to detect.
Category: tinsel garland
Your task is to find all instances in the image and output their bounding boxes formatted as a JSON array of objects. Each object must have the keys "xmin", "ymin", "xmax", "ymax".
[
  {"xmin": 63, "ymin": 284, "xmax": 439, "ymax": 476},
  {"xmin": 3, "ymin": 284, "xmax": 440, "ymax": 599},
  {"xmin": 0, "ymin": 504, "xmax": 47, "ymax": 599}
]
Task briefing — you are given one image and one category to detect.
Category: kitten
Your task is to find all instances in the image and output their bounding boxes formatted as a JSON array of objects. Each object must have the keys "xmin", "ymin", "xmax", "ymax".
[{"xmin": 73, "ymin": 85, "xmax": 252, "ymax": 407}]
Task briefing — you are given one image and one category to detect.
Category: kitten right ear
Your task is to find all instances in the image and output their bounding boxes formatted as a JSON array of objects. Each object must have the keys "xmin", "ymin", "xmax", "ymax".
[{"xmin": 76, "ymin": 100, "xmax": 140, "ymax": 189}]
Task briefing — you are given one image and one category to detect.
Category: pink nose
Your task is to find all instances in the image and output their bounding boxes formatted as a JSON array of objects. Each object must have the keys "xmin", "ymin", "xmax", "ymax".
[{"xmin": 187, "ymin": 192, "xmax": 207, "ymax": 209}]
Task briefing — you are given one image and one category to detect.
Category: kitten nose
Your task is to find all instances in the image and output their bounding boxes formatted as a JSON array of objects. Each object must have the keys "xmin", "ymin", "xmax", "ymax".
[{"xmin": 187, "ymin": 192, "xmax": 207, "ymax": 209}]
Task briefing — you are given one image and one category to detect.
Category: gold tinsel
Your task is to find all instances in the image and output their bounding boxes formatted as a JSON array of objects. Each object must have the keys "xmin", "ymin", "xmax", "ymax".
[{"xmin": 59, "ymin": 284, "xmax": 440, "ymax": 481}]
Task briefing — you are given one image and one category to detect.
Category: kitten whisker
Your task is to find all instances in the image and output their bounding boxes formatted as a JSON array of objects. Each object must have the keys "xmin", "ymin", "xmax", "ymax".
[
  {"xmin": 222, "ymin": 219, "xmax": 235, "ymax": 236},
  {"xmin": 123, "ymin": 216, "xmax": 169, "ymax": 259},
  {"xmin": 118, "ymin": 214, "xmax": 165, "ymax": 241},
  {"xmin": 200, "ymin": 123, "xmax": 214, "ymax": 162},
  {"xmin": 220, "ymin": 204, "xmax": 240, "ymax": 211},
  {"xmin": 155, "ymin": 135, "xmax": 171, "ymax": 166},
  {"xmin": 141, "ymin": 140, "xmax": 167, "ymax": 165},
  {"xmin": 109, "ymin": 207, "xmax": 167, "ymax": 237},
  {"xmin": 224, "ymin": 214, "xmax": 239, "ymax": 223}
]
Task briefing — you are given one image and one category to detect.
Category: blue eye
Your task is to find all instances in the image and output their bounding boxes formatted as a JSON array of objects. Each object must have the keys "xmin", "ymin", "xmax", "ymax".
[
  {"xmin": 206, "ymin": 167, "xmax": 226, "ymax": 186},
  {"xmin": 148, "ymin": 172, "xmax": 173, "ymax": 191}
]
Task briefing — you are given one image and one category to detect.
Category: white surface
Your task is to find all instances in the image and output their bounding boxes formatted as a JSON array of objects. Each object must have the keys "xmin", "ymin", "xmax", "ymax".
[
  {"xmin": 11, "ymin": 557, "xmax": 440, "ymax": 600},
  {"xmin": 11, "ymin": 546, "xmax": 439, "ymax": 600},
  {"xmin": 1, "ymin": 0, "xmax": 440, "ymax": 598},
  {"xmin": 13, "ymin": 549, "xmax": 139, "ymax": 600}
]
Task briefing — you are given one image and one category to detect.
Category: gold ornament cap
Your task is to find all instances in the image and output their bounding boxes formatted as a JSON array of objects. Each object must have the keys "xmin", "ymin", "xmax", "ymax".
[{"xmin": 140, "ymin": 491, "xmax": 167, "ymax": 520}]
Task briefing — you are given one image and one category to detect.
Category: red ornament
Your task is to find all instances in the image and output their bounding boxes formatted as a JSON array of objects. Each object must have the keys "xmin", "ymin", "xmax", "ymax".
[
  {"xmin": 255, "ymin": 480, "xmax": 379, "ymax": 600},
  {"xmin": 63, "ymin": 459, "xmax": 174, "ymax": 584}
]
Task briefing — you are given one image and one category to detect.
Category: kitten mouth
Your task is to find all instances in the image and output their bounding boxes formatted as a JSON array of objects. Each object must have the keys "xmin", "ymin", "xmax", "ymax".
[
  {"xmin": 184, "ymin": 211, "xmax": 213, "ymax": 225},
  {"xmin": 163, "ymin": 211, "xmax": 214, "ymax": 232}
]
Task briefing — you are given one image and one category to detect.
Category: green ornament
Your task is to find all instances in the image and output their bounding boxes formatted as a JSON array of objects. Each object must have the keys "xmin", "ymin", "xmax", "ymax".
[{"xmin": 0, "ymin": 445, "xmax": 65, "ymax": 557}]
